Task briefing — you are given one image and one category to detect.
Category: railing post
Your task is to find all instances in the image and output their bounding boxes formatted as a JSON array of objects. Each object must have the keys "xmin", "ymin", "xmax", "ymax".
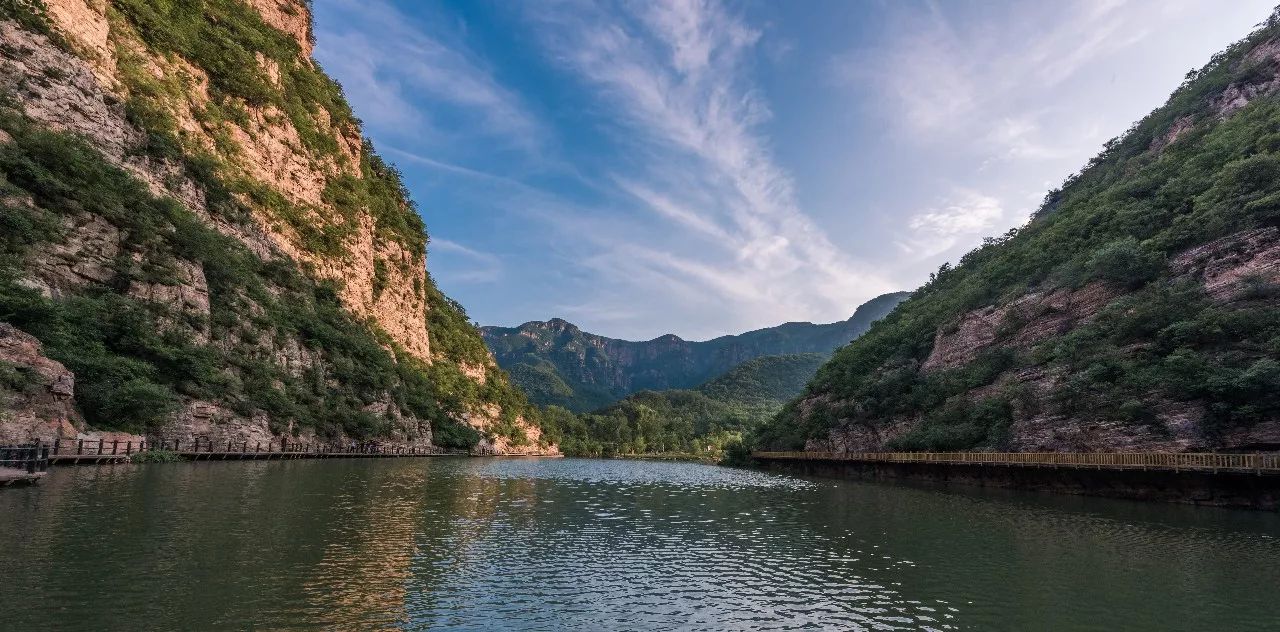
[{"xmin": 77, "ymin": 439, "xmax": 83, "ymax": 455}]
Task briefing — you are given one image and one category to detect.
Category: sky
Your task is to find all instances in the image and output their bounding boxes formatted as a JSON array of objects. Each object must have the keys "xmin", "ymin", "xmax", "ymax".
[{"xmin": 312, "ymin": 0, "xmax": 1276, "ymax": 341}]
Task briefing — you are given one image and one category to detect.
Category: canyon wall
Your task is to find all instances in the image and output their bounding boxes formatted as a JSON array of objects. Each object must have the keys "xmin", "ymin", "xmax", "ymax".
[
  {"xmin": 760, "ymin": 15, "xmax": 1280, "ymax": 455},
  {"xmin": 0, "ymin": 0, "xmax": 554, "ymax": 454}
]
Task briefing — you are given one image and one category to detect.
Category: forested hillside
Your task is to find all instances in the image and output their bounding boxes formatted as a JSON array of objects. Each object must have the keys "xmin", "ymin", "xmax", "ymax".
[
  {"xmin": 757, "ymin": 13, "xmax": 1280, "ymax": 454},
  {"xmin": 483, "ymin": 292, "xmax": 909, "ymax": 412},
  {"xmin": 542, "ymin": 353, "xmax": 826, "ymax": 457}
]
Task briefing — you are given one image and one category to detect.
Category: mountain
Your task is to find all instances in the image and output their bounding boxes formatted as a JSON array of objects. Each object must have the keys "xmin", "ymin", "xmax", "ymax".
[
  {"xmin": 756, "ymin": 14, "xmax": 1280, "ymax": 454},
  {"xmin": 541, "ymin": 353, "xmax": 828, "ymax": 456},
  {"xmin": 0, "ymin": 0, "xmax": 553, "ymax": 454},
  {"xmin": 482, "ymin": 292, "xmax": 910, "ymax": 412}
]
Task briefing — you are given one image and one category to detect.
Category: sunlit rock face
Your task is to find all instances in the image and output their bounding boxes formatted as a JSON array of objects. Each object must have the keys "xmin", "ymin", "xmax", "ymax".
[{"xmin": 0, "ymin": 1, "xmax": 554, "ymax": 454}]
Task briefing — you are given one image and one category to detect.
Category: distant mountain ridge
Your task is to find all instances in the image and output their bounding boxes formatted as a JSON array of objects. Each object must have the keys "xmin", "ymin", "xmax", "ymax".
[
  {"xmin": 541, "ymin": 353, "xmax": 829, "ymax": 456},
  {"xmin": 481, "ymin": 292, "xmax": 910, "ymax": 412}
]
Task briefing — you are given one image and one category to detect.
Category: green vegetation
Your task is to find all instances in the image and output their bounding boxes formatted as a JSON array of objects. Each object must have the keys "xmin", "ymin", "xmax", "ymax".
[
  {"xmin": 0, "ymin": 360, "xmax": 35, "ymax": 394},
  {"xmin": 112, "ymin": 0, "xmax": 353, "ymax": 154},
  {"xmin": 0, "ymin": 0, "xmax": 69, "ymax": 50},
  {"xmin": 423, "ymin": 280, "xmax": 540, "ymax": 447},
  {"xmin": 543, "ymin": 354, "xmax": 827, "ymax": 457},
  {"xmin": 698, "ymin": 353, "xmax": 828, "ymax": 406},
  {"xmin": 130, "ymin": 449, "xmax": 181, "ymax": 463},
  {"xmin": 483, "ymin": 292, "xmax": 908, "ymax": 413},
  {"xmin": 0, "ymin": 105, "xmax": 499, "ymax": 446},
  {"xmin": 103, "ymin": 0, "xmax": 426, "ymax": 259},
  {"xmin": 718, "ymin": 437, "xmax": 753, "ymax": 466},
  {"xmin": 0, "ymin": 1, "xmax": 542, "ymax": 449},
  {"xmin": 756, "ymin": 13, "xmax": 1280, "ymax": 451}
]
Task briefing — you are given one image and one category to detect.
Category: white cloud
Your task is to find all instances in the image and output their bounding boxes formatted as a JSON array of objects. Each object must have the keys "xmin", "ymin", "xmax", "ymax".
[
  {"xmin": 835, "ymin": 0, "xmax": 1274, "ymax": 272},
  {"xmin": 314, "ymin": 0, "xmax": 541, "ymax": 147},
  {"xmin": 898, "ymin": 190, "xmax": 1005, "ymax": 259},
  {"xmin": 832, "ymin": 0, "xmax": 1165, "ymax": 164},
  {"xmin": 519, "ymin": 0, "xmax": 895, "ymax": 335},
  {"xmin": 429, "ymin": 239, "xmax": 504, "ymax": 283}
]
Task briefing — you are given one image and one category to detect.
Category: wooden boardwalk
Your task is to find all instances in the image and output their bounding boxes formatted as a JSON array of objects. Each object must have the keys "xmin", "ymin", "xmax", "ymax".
[
  {"xmin": 753, "ymin": 451, "xmax": 1280, "ymax": 474},
  {"xmin": 45, "ymin": 438, "xmax": 462, "ymax": 464},
  {"xmin": 0, "ymin": 444, "xmax": 49, "ymax": 485},
  {"xmin": 0, "ymin": 467, "xmax": 44, "ymax": 486}
]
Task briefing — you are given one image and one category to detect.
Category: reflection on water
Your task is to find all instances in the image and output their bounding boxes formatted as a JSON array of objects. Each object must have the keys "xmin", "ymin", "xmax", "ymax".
[{"xmin": 1, "ymin": 458, "xmax": 1277, "ymax": 630}]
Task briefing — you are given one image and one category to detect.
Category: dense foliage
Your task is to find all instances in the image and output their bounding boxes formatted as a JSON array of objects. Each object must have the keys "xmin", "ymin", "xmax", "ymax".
[
  {"xmin": 0, "ymin": 1, "xmax": 545, "ymax": 448},
  {"xmin": 757, "ymin": 15, "xmax": 1280, "ymax": 450},
  {"xmin": 543, "ymin": 354, "xmax": 826, "ymax": 457},
  {"xmin": 0, "ymin": 106, "xmax": 485, "ymax": 444},
  {"xmin": 484, "ymin": 292, "xmax": 908, "ymax": 413},
  {"xmin": 108, "ymin": 0, "xmax": 425, "ymax": 258}
]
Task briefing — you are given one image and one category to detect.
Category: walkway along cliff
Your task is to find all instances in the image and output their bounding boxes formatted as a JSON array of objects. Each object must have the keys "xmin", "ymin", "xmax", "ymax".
[{"xmin": 0, "ymin": 0, "xmax": 556, "ymax": 456}]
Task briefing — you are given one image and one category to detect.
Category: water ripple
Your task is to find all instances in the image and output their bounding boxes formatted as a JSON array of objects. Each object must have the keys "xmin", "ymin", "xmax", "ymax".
[{"xmin": 0, "ymin": 458, "xmax": 1277, "ymax": 630}]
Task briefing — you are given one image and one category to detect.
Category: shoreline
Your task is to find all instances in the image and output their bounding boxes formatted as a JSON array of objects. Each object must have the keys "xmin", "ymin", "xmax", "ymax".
[{"xmin": 755, "ymin": 454, "xmax": 1280, "ymax": 510}]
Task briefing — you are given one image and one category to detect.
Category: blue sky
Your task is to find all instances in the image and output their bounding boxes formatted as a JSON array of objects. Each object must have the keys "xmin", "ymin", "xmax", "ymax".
[{"xmin": 313, "ymin": 0, "xmax": 1274, "ymax": 341}]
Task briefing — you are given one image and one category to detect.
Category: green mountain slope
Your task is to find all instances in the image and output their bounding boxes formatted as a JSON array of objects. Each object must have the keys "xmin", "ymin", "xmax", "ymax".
[
  {"xmin": 542, "ymin": 353, "xmax": 827, "ymax": 456},
  {"xmin": 0, "ymin": 1, "xmax": 549, "ymax": 453},
  {"xmin": 483, "ymin": 292, "xmax": 909, "ymax": 412},
  {"xmin": 697, "ymin": 353, "xmax": 829, "ymax": 407},
  {"xmin": 757, "ymin": 14, "xmax": 1280, "ymax": 454}
]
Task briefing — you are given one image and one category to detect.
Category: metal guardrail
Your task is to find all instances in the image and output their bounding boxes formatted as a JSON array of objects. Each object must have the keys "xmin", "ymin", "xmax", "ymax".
[{"xmin": 752, "ymin": 451, "xmax": 1280, "ymax": 473}]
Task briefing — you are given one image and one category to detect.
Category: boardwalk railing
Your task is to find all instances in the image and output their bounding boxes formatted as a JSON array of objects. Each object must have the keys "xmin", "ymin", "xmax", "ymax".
[
  {"xmin": 0, "ymin": 443, "xmax": 51, "ymax": 473},
  {"xmin": 753, "ymin": 451, "xmax": 1280, "ymax": 474},
  {"xmin": 46, "ymin": 437, "xmax": 453, "ymax": 463}
]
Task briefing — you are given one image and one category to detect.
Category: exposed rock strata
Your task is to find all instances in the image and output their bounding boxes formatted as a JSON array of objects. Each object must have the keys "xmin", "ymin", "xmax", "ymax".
[
  {"xmin": 808, "ymin": 228, "xmax": 1280, "ymax": 454},
  {"xmin": 0, "ymin": 323, "xmax": 79, "ymax": 444},
  {"xmin": 0, "ymin": 2, "xmax": 554, "ymax": 454}
]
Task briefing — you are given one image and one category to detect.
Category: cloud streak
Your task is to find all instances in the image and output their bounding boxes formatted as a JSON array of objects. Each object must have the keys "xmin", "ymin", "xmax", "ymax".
[
  {"xmin": 314, "ymin": 0, "xmax": 541, "ymax": 148},
  {"xmin": 429, "ymin": 238, "xmax": 504, "ymax": 284},
  {"xmin": 521, "ymin": 0, "xmax": 894, "ymax": 334},
  {"xmin": 897, "ymin": 190, "xmax": 1005, "ymax": 260}
]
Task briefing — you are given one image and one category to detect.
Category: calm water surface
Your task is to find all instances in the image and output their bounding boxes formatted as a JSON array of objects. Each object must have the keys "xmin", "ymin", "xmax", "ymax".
[{"xmin": 0, "ymin": 458, "xmax": 1277, "ymax": 630}]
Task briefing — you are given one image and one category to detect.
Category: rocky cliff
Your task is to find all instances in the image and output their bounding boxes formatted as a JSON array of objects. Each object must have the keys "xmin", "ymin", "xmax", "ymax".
[
  {"xmin": 0, "ymin": 0, "xmax": 554, "ymax": 454},
  {"xmin": 483, "ymin": 292, "xmax": 910, "ymax": 412},
  {"xmin": 758, "ymin": 15, "xmax": 1280, "ymax": 454}
]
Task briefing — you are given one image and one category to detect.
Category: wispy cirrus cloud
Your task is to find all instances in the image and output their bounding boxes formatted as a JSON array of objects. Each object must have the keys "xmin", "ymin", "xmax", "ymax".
[
  {"xmin": 313, "ymin": 0, "xmax": 1275, "ymax": 339},
  {"xmin": 897, "ymin": 190, "xmax": 1006, "ymax": 260},
  {"xmin": 832, "ymin": 0, "xmax": 1272, "ymax": 274},
  {"xmin": 834, "ymin": 0, "xmax": 1152, "ymax": 152},
  {"xmin": 519, "ymin": 0, "xmax": 894, "ymax": 334},
  {"xmin": 429, "ymin": 238, "xmax": 504, "ymax": 284},
  {"xmin": 314, "ymin": 0, "xmax": 541, "ymax": 149}
]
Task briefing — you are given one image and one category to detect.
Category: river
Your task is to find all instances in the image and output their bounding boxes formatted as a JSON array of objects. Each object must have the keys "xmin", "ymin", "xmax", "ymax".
[{"xmin": 0, "ymin": 458, "xmax": 1277, "ymax": 630}]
